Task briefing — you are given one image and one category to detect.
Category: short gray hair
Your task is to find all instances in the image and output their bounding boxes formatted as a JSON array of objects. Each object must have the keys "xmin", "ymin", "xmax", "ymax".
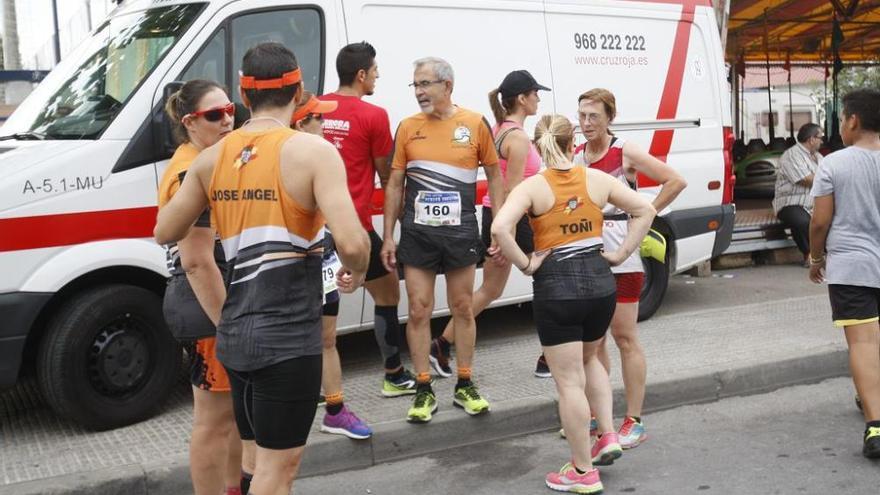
[{"xmin": 413, "ymin": 57, "xmax": 454, "ymax": 83}]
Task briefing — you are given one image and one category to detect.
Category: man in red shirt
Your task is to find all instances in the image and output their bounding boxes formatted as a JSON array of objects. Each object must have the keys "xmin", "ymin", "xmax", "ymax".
[{"xmin": 321, "ymin": 42, "xmax": 416, "ymax": 397}]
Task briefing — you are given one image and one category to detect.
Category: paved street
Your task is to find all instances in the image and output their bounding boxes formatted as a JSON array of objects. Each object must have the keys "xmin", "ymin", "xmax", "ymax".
[
  {"xmin": 298, "ymin": 377, "xmax": 879, "ymax": 495},
  {"xmin": 0, "ymin": 263, "xmax": 848, "ymax": 493}
]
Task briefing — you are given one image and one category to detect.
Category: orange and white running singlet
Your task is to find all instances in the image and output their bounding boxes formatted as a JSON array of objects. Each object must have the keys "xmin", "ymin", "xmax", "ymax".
[{"xmin": 208, "ymin": 127, "xmax": 325, "ymax": 371}]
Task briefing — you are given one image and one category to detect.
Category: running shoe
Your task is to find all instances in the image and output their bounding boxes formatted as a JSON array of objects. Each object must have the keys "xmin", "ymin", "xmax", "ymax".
[
  {"xmin": 545, "ymin": 462, "xmax": 603, "ymax": 494},
  {"xmin": 407, "ymin": 389, "xmax": 438, "ymax": 423},
  {"xmin": 382, "ymin": 369, "xmax": 417, "ymax": 397},
  {"xmin": 591, "ymin": 432, "xmax": 623, "ymax": 466},
  {"xmin": 864, "ymin": 426, "xmax": 880, "ymax": 459},
  {"xmin": 559, "ymin": 418, "xmax": 598, "ymax": 439},
  {"xmin": 320, "ymin": 405, "xmax": 373, "ymax": 440},
  {"xmin": 429, "ymin": 338, "xmax": 453, "ymax": 378},
  {"xmin": 453, "ymin": 384, "xmax": 490, "ymax": 415},
  {"xmin": 618, "ymin": 416, "xmax": 647, "ymax": 449},
  {"xmin": 534, "ymin": 354, "xmax": 552, "ymax": 378}
]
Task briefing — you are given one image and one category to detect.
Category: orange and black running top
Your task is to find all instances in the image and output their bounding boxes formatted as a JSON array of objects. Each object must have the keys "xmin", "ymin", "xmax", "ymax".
[
  {"xmin": 157, "ymin": 143, "xmax": 225, "ymax": 277},
  {"xmin": 392, "ymin": 107, "xmax": 498, "ymax": 238},
  {"xmin": 529, "ymin": 166, "xmax": 604, "ymax": 254},
  {"xmin": 208, "ymin": 126, "xmax": 325, "ymax": 371}
]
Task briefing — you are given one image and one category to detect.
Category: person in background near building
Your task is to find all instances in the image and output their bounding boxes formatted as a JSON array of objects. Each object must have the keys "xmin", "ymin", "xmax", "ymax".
[
  {"xmin": 158, "ymin": 80, "xmax": 242, "ymax": 495},
  {"xmin": 429, "ymin": 69, "xmax": 549, "ymax": 378},
  {"xmin": 155, "ymin": 42, "xmax": 370, "ymax": 495},
  {"xmin": 773, "ymin": 122, "xmax": 825, "ymax": 265},
  {"xmin": 292, "ymin": 91, "xmax": 372, "ymax": 440},
  {"xmin": 492, "ymin": 114, "xmax": 655, "ymax": 494},
  {"xmin": 382, "ymin": 57, "xmax": 505, "ymax": 423},
  {"xmin": 808, "ymin": 89, "xmax": 880, "ymax": 460},
  {"xmin": 320, "ymin": 42, "xmax": 418, "ymax": 398},
  {"xmin": 575, "ymin": 88, "xmax": 686, "ymax": 449}
]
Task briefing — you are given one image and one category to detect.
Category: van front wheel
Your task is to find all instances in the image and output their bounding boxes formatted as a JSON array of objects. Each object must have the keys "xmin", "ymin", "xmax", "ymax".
[
  {"xmin": 638, "ymin": 256, "xmax": 669, "ymax": 322},
  {"xmin": 37, "ymin": 284, "xmax": 180, "ymax": 430}
]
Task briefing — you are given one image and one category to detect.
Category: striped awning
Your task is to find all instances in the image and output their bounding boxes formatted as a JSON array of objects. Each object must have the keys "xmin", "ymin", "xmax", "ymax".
[{"xmin": 728, "ymin": 0, "xmax": 880, "ymax": 62}]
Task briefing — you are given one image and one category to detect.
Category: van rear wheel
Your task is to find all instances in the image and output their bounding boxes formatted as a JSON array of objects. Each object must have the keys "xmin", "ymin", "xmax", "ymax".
[
  {"xmin": 37, "ymin": 284, "xmax": 180, "ymax": 430},
  {"xmin": 637, "ymin": 256, "xmax": 669, "ymax": 322}
]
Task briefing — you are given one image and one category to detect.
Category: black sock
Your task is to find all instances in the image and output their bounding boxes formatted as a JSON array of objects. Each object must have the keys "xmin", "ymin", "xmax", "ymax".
[
  {"xmin": 631, "ymin": 416, "xmax": 642, "ymax": 424},
  {"xmin": 240, "ymin": 471, "xmax": 253, "ymax": 494},
  {"xmin": 867, "ymin": 420, "xmax": 880, "ymax": 432},
  {"xmin": 326, "ymin": 401, "xmax": 344, "ymax": 415},
  {"xmin": 574, "ymin": 465, "xmax": 587, "ymax": 475},
  {"xmin": 417, "ymin": 382, "xmax": 433, "ymax": 394},
  {"xmin": 456, "ymin": 378, "xmax": 473, "ymax": 389},
  {"xmin": 437, "ymin": 335, "xmax": 451, "ymax": 355},
  {"xmin": 385, "ymin": 367, "xmax": 405, "ymax": 381}
]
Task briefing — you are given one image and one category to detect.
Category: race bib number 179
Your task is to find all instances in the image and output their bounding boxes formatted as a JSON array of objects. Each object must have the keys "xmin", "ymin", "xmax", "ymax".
[{"xmin": 414, "ymin": 191, "xmax": 461, "ymax": 227}]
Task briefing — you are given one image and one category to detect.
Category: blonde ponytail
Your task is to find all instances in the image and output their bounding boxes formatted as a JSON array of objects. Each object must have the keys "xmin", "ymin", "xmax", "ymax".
[
  {"xmin": 534, "ymin": 114, "xmax": 574, "ymax": 169},
  {"xmin": 488, "ymin": 88, "xmax": 506, "ymax": 125}
]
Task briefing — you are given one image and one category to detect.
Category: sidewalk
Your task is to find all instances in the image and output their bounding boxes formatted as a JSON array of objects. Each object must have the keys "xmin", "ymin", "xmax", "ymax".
[{"xmin": 0, "ymin": 286, "xmax": 847, "ymax": 494}]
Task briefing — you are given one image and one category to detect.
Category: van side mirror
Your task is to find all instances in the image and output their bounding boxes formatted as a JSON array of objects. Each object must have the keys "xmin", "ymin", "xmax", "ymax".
[{"xmin": 158, "ymin": 81, "xmax": 185, "ymax": 156}]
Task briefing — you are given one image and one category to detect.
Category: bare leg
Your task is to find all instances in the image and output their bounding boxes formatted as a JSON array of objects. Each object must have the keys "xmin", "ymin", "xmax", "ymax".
[
  {"xmin": 583, "ymin": 341, "xmax": 615, "ymax": 434},
  {"xmin": 190, "ymin": 387, "xmax": 236, "ymax": 495},
  {"xmin": 403, "ymin": 266, "xmax": 437, "ymax": 377},
  {"xmin": 440, "ymin": 259, "xmax": 512, "ymax": 344},
  {"xmin": 543, "ymin": 342, "xmax": 592, "ymax": 471},
  {"xmin": 249, "ymin": 446, "xmax": 304, "ymax": 495},
  {"xmin": 844, "ymin": 321, "xmax": 880, "ymax": 422},
  {"xmin": 224, "ymin": 428, "xmax": 243, "ymax": 490},
  {"xmin": 609, "ymin": 302, "xmax": 646, "ymax": 418},
  {"xmin": 596, "ymin": 335, "xmax": 611, "ymax": 374},
  {"xmin": 445, "ymin": 265, "xmax": 477, "ymax": 371},
  {"xmin": 320, "ymin": 316, "xmax": 342, "ymax": 398}
]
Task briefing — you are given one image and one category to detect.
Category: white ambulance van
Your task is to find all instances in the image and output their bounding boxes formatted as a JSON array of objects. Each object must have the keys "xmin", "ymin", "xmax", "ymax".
[{"xmin": 0, "ymin": 0, "xmax": 733, "ymax": 428}]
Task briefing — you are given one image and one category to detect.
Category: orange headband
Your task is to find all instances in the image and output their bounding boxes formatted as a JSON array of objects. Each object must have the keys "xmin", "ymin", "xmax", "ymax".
[
  {"xmin": 240, "ymin": 68, "xmax": 302, "ymax": 90},
  {"xmin": 292, "ymin": 96, "xmax": 320, "ymax": 123}
]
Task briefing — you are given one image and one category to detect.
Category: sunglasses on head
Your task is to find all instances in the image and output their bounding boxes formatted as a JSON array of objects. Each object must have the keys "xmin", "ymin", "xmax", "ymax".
[{"xmin": 183, "ymin": 102, "xmax": 235, "ymax": 123}]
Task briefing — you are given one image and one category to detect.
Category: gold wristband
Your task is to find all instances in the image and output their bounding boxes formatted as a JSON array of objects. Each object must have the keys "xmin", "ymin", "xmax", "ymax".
[{"xmin": 809, "ymin": 255, "xmax": 825, "ymax": 265}]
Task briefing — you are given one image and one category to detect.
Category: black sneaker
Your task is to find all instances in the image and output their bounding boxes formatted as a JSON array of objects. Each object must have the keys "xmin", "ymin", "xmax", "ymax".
[
  {"xmin": 534, "ymin": 354, "xmax": 552, "ymax": 378},
  {"xmin": 864, "ymin": 426, "xmax": 880, "ymax": 459},
  {"xmin": 429, "ymin": 338, "xmax": 453, "ymax": 378}
]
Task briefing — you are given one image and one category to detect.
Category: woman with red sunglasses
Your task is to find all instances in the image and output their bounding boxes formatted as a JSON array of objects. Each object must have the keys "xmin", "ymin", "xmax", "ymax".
[{"xmin": 158, "ymin": 80, "xmax": 241, "ymax": 495}]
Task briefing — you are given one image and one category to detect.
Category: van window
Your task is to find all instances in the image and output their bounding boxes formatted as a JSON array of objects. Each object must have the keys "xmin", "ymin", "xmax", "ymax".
[
  {"xmin": 182, "ymin": 28, "xmax": 226, "ymax": 83},
  {"xmin": 13, "ymin": 4, "xmax": 204, "ymax": 140},
  {"xmin": 230, "ymin": 8, "xmax": 323, "ymax": 98}
]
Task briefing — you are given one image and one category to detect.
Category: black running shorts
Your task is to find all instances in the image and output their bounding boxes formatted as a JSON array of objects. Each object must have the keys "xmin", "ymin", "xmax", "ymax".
[
  {"xmin": 366, "ymin": 230, "xmax": 391, "ymax": 281},
  {"xmin": 397, "ymin": 227, "xmax": 484, "ymax": 273},
  {"xmin": 533, "ymin": 294, "xmax": 617, "ymax": 346},
  {"xmin": 480, "ymin": 207, "xmax": 534, "ymax": 255},
  {"xmin": 828, "ymin": 284, "xmax": 880, "ymax": 328},
  {"xmin": 225, "ymin": 355, "xmax": 322, "ymax": 449}
]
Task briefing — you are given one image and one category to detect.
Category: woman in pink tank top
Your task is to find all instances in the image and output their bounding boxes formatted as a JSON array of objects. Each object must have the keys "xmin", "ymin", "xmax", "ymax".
[{"xmin": 428, "ymin": 70, "xmax": 549, "ymax": 378}]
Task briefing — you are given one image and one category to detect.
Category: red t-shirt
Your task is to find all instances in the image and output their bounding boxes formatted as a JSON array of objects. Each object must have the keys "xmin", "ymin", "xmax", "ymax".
[{"xmin": 319, "ymin": 93, "xmax": 393, "ymax": 231}]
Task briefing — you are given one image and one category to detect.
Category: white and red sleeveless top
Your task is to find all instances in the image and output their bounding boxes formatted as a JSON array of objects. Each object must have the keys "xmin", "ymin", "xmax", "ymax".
[{"xmin": 574, "ymin": 136, "xmax": 643, "ymax": 274}]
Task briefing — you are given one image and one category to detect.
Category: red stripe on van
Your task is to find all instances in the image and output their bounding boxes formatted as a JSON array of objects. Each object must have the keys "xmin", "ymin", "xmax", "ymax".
[
  {"xmin": 640, "ymin": 1, "xmax": 697, "ymax": 188},
  {"xmin": 0, "ymin": 206, "xmax": 157, "ymax": 252},
  {"xmin": 628, "ymin": 0, "xmax": 711, "ymax": 6},
  {"xmin": 369, "ymin": 180, "xmax": 490, "ymax": 213}
]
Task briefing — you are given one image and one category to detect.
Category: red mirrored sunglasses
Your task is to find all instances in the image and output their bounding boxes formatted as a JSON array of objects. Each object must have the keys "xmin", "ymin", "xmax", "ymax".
[{"xmin": 183, "ymin": 102, "xmax": 235, "ymax": 123}]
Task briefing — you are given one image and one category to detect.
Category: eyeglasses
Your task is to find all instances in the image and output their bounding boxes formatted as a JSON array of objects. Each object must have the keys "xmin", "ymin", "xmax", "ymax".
[
  {"xmin": 408, "ymin": 80, "xmax": 445, "ymax": 89},
  {"xmin": 183, "ymin": 103, "xmax": 235, "ymax": 123}
]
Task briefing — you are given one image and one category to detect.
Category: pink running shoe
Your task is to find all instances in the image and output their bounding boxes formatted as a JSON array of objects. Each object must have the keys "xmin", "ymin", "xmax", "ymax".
[
  {"xmin": 591, "ymin": 432, "xmax": 623, "ymax": 466},
  {"xmin": 545, "ymin": 462, "xmax": 603, "ymax": 494}
]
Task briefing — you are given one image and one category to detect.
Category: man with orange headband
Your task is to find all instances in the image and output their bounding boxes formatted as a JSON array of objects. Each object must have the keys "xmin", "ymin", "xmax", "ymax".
[{"xmin": 156, "ymin": 42, "xmax": 369, "ymax": 495}]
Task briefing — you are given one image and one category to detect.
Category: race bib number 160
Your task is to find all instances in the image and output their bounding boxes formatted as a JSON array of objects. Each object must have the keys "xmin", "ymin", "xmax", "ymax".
[{"xmin": 414, "ymin": 191, "xmax": 461, "ymax": 227}]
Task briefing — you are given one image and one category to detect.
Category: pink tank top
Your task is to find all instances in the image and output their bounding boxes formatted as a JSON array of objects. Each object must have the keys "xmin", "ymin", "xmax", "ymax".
[{"xmin": 482, "ymin": 121, "xmax": 542, "ymax": 209}]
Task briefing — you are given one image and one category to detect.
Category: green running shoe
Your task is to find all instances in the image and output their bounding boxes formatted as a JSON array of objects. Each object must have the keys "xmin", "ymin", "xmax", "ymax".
[
  {"xmin": 453, "ymin": 384, "xmax": 490, "ymax": 415},
  {"xmin": 382, "ymin": 369, "xmax": 417, "ymax": 397},
  {"xmin": 407, "ymin": 389, "xmax": 438, "ymax": 423}
]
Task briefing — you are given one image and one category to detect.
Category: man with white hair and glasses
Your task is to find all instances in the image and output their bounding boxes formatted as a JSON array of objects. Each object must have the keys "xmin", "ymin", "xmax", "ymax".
[{"xmin": 381, "ymin": 57, "xmax": 505, "ymax": 423}]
